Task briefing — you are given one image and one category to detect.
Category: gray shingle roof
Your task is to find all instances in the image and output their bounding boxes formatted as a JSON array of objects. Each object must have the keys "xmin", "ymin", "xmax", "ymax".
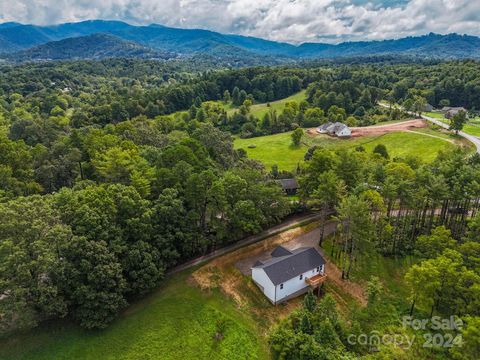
[
  {"xmin": 442, "ymin": 107, "xmax": 466, "ymax": 112},
  {"xmin": 317, "ymin": 122, "xmax": 333, "ymax": 131},
  {"xmin": 277, "ymin": 179, "xmax": 298, "ymax": 190},
  {"xmin": 253, "ymin": 247, "xmax": 325, "ymax": 285},
  {"xmin": 327, "ymin": 122, "xmax": 348, "ymax": 134},
  {"xmin": 271, "ymin": 245, "xmax": 292, "ymax": 257}
]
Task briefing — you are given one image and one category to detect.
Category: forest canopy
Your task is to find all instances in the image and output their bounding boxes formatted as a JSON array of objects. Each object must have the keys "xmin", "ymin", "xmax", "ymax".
[{"xmin": 1, "ymin": 58, "xmax": 480, "ymax": 348}]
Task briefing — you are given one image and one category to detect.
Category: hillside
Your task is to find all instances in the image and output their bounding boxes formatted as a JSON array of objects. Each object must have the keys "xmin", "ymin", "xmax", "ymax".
[
  {"xmin": 1, "ymin": 20, "xmax": 480, "ymax": 61},
  {"xmin": 297, "ymin": 33, "xmax": 480, "ymax": 59},
  {"xmin": 4, "ymin": 33, "xmax": 173, "ymax": 61},
  {"xmin": 0, "ymin": 269, "xmax": 269, "ymax": 360},
  {"xmin": 234, "ymin": 124, "xmax": 469, "ymax": 170},
  {"xmin": 0, "ymin": 20, "xmax": 295, "ymax": 57},
  {"xmin": 226, "ymin": 90, "xmax": 307, "ymax": 118}
]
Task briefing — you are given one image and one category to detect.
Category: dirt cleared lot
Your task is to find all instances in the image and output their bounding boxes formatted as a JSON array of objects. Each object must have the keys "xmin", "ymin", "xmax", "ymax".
[
  {"xmin": 308, "ymin": 119, "xmax": 428, "ymax": 138},
  {"xmin": 191, "ymin": 220, "xmax": 367, "ymax": 323},
  {"xmin": 235, "ymin": 223, "xmax": 367, "ymax": 307},
  {"xmin": 350, "ymin": 119, "xmax": 427, "ymax": 137}
]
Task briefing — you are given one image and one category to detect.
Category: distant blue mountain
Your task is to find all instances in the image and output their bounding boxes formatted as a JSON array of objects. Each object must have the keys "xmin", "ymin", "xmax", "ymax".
[
  {"xmin": 5, "ymin": 33, "xmax": 173, "ymax": 61},
  {"xmin": 297, "ymin": 33, "xmax": 480, "ymax": 58},
  {"xmin": 1, "ymin": 20, "xmax": 479, "ymax": 60},
  {"xmin": 0, "ymin": 22, "xmax": 23, "ymax": 29}
]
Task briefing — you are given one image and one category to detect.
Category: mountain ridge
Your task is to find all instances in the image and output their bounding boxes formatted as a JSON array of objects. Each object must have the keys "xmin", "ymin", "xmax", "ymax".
[
  {"xmin": 1, "ymin": 20, "xmax": 479, "ymax": 61},
  {"xmin": 4, "ymin": 33, "xmax": 174, "ymax": 61}
]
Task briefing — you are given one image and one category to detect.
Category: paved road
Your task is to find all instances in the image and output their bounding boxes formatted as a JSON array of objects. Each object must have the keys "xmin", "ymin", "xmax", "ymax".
[
  {"xmin": 420, "ymin": 113, "xmax": 480, "ymax": 153},
  {"xmin": 378, "ymin": 103, "xmax": 480, "ymax": 154},
  {"xmin": 167, "ymin": 212, "xmax": 324, "ymax": 275}
]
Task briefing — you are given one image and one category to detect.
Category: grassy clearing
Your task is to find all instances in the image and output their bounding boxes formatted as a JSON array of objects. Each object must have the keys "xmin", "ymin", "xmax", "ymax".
[
  {"xmin": 250, "ymin": 90, "xmax": 307, "ymax": 119},
  {"xmin": 424, "ymin": 111, "xmax": 480, "ymax": 137},
  {"xmin": 460, "ymin": 124, "xmax": 480, "ymax": 136},
  {"xmin": 413, "ymin": 126, "xmax": 455, "ymax": 140},
  {"xmin": 234, "ymin": 126, "xmax": 464, "ymax": 171},
  {"xmin": 235, "ymin": 132, "xmax": 308, "ymax": 171},
  {"xmin": 0, "ymin": 270, "xmax": 268, "ymax": 360},
  {"xmin": 424, "ymin": 111, "xmax": 445, "ymax": 119},
  {"xmin": 227, "ymin": 90, "xmax": 307, "ymax": 118}
]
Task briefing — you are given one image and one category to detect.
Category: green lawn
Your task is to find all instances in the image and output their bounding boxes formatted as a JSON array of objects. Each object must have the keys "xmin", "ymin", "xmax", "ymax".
[
  {"xmin": 235, "ymin": 132, "xmax": 308, "ymax": 171},
  {"xmin": 235, "ymin": 127, "xmax": 462, "ymax": 171},
  {"xmin": 227, "ymin": 90, "xmax": 307, "ymax": 118},
  {"xmin": 0, "ymin": 270, "xmax": 268, "ymax": 360},
  {"xmin": 460, "ymin": 124, "xmax": 480, "ymax": 136},
  {"xmin": 424, "ymin": 112, "xmax": 480, "ymax": 136},
  {"xmin": 424, "ymin": 111, "xmax": 445, "ymax": 119}
]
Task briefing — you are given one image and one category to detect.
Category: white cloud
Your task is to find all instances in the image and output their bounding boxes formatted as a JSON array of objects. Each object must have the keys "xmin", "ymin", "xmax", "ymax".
[{"xmin": 0, "ymin": 0, "xmax": 478, "ymax": 43}]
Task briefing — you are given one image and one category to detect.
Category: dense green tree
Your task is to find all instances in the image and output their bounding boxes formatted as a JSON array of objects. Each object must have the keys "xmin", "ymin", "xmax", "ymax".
[
  {"xmin": 61, "ymin": 237, "xmax": 127, "ymax": 329},
  {"xmin": 312, "ymin": 170, "xmax": 346, "ymax": 246},
  {"xmin": 450, "ymin": 110, "xmax": 468, "ymax": 134},
  {"xmin": 366, "ymin": 276, "xmax": 382, "ymax": 305},
  {"xmin": 291, "ymin": 128, "xmax": 304, "ymax": 146},
  {"xmin": 298, "ymin": 148, "xmax": 338, "ymax": 200},
  {"xmin": 413, "ymin": 95, "xmax": 427, "ymax": 116},
  {"xmin": 415, "ymin": 226, "xmax": 456, "ymax": 258},
  {"xmin": 223, "ymin": 90, "xmax": 231, "ymax": 103},
  {"xmin": 373, "ymin": 144, "xmax": 389, "ymax": 159},
  {"xmin": 451, "ymin": 316, "xmax": 480, "ymax": 360},
  {"xmin": 0, "ymin": 196, "xmax": 70, "ymax": 332},
  {"xmin": 303, "ymin": 290, "xmax": 317, "ymax": 313},
  {"xmin": 439, "ymin": 99, "xmax": 450, "ymax": 107},
  {"xmin": 336, "ymin": 195, "xmax": 375, "ymax": 279}
]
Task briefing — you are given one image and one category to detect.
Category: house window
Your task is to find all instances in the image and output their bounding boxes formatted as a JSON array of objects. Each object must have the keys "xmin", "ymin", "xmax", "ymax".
[
  {"xmin": 299, "ymin": 274, "xmax": 303, "ymax": 280},
  {"xmin": 316, "ymin": 266, "xmax": 320, "ymax": 272},
  {"xmin": 280, "ymin": 284, "xmax": 284, "ymax": 290}
]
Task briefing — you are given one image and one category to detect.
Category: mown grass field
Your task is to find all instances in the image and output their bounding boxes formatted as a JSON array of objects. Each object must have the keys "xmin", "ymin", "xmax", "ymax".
[
  {"xmin": 459, "ymin": 123, "xmax": 480, "ymax": 136},
  {"xmin": 227, "ymin": 90, "xmax": 307, "ymax": 118},
  {"xmin": 0, "ymin": 270, "xmax": 268, "ymax": 360},
  {"xmin": 424, "ymin": 111, "xmax": 480, "ymax": 136},
  {"xmin": 234, "ymin": 126, "xmax": 466, "ymax": 171}
]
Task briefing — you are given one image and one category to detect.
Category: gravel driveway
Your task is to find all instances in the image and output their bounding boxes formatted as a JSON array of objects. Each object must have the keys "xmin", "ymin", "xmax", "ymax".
[{"xmin": 235, "ymin": 222, "xmax": 337, "ymax": 275}]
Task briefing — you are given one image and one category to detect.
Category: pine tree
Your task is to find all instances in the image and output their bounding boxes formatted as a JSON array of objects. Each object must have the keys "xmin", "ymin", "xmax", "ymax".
[
  {"xmin": 303, "ymin": 290, "xmax": 317, "ymax": 313},
  {"xmin": 300, "ymin": 313, "xmax": 313, "ymax": 334}
]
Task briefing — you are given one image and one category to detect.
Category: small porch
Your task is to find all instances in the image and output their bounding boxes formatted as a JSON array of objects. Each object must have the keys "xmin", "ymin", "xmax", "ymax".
[{"xmin": 305, "ymin": 273, "xmax": 327, "ymax": 288}]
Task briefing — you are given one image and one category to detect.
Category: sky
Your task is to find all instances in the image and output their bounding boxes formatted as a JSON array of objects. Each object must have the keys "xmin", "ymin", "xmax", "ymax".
[{"xmin": 0, "ymin": 0, "xmax": 479, "ymax": 44}]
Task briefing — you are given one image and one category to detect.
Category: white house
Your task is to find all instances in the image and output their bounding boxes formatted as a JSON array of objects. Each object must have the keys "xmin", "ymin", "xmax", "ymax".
[
  {"xmin": 441, "ymin": 106, "xmax": 468, "ymax": 119},
  {"xmin": 316, "ymin": 122, "xmax": 351, "ymax": 138},
  {"xmin": 316, "ymin": 122, "xmax": 333, "ymax": 134},
  {"xmin": 328, "ymin": 122, "xmax": 351, "ymax": 137},
  {"xmin": 251, "ymin": 246, "xmax": 326, "ymax": 304}
]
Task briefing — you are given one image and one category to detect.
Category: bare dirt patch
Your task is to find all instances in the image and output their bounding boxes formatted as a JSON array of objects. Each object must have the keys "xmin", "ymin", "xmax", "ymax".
[
  {"xmin": 236, "ymin": 223, "xmax": 367, "ymax": 307},
  {"xmin": 321, "ymin": 251, "xmax": 367, "ymax": 307},
  {"xmin": 350, "ymin": 119, "xmax": 428, "ymax": 137},
  {"xmin": 190, "ymin": 220, "xmax": 367, "ymax": 328},
  {"xmin": 191, "ymin": 222, "xmax": 322, "ymax": 326},
  {"xmin": 307, "ymin": 119, "xmax": 428, "ymax": 138}
]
